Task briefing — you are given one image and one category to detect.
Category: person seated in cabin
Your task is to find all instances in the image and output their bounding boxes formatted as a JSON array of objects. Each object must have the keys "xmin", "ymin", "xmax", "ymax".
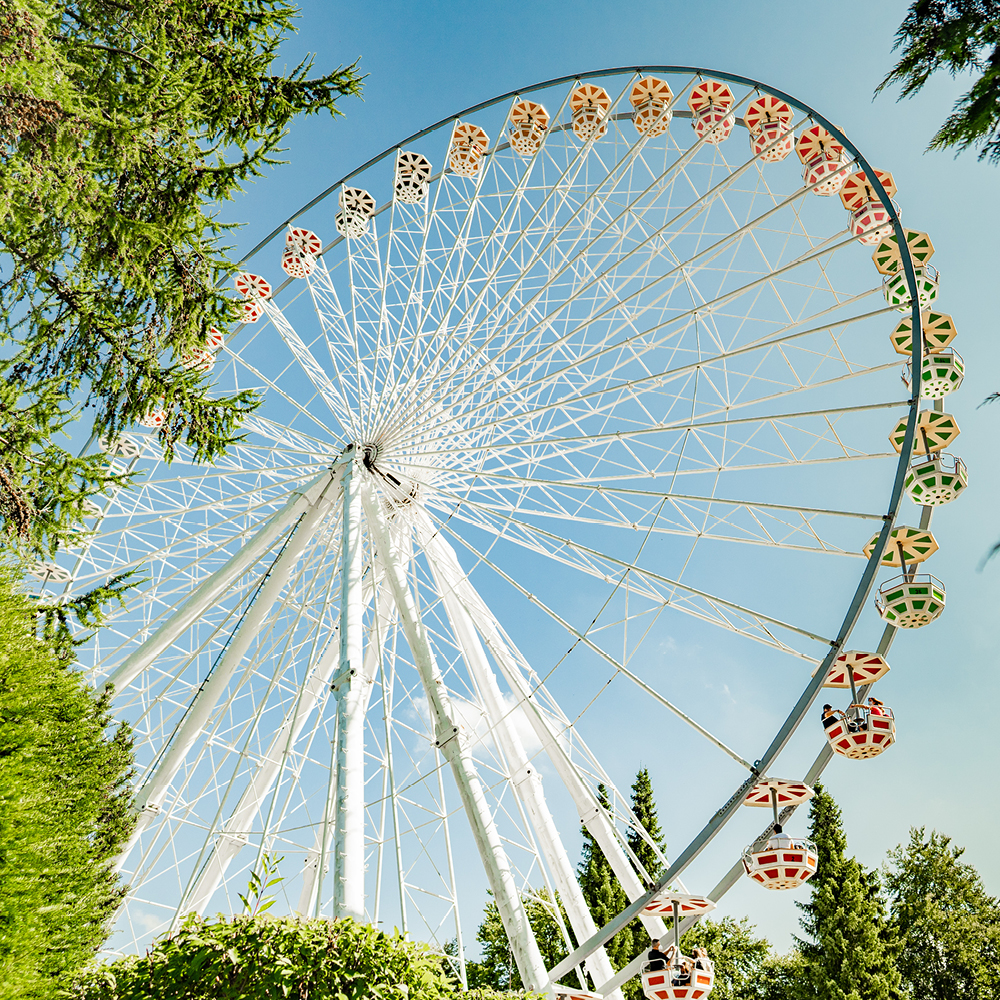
[
  {"xmin": 671, "ymin": 957, "xmax": 693, "ymax": 986},
  {"xmin": 692, "ymin": 947, "xmax": 712, "ymax": 975},
  {"xmin": 646, "ymin": 938, "xmax": 670, "ymax": 971},
  {"xmin": 868, "ymin": 696, "xmax": 885, "ymax": 716},
  {"xmin": 821, "ymin": 704, "xmax": 839, "ymax": 729}
]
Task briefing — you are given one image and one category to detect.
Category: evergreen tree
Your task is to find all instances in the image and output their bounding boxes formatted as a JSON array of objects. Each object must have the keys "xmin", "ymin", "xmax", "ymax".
[
  {"xmin": 794, "ymin": 785, "xmax": 902, "ymax": 1000},
  {"xmin": 884, "ymin": 827, "xmax": 1000, "ymax": 1000},
  {"xmin": 0, "ymin": 0, "xmax": 363, "ymax": 555},
  {"xmin": 577, "ymin": 783, "xmax": 635, "ymax": 974},
  {"xmin": 878, "ymin": 1, "xmax": 1000, "ymax": 163},
  {"xmin": 628, "ymin": 767, "xmax": 666, "ymax": 884},
  {"xmin": 0, "ymin": 570, "xmax": 135, "ymax": 999}
]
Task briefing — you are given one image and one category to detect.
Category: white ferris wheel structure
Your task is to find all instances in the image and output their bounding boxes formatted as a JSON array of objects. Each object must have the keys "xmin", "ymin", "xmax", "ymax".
[{"xmin": 35, "ymin": 66, "xmax": 967, "ymax": 997}]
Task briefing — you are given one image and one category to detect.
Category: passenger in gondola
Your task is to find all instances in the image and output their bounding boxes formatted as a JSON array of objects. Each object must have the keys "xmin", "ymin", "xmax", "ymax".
[
  {"xmin": 821, "ymin": 704, "xmax": 838, "ymax": 729},
  {"xmin": 693, "ymin": 947, "xmax": 712, "ymax": 973},
  {"xmin": 646, "ymin": 939, "xmax": 669, "ymax": 971},
  {"xmin": 671, "ymin": 957, "xmax": 693, "ymax": 986},
  {"xmin": 868, "ymin": 696, "xmax": 884, "ymax": 716}
]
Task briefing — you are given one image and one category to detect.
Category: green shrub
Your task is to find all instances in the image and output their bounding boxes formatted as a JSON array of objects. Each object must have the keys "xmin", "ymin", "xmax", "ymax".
[{"xmin": 69, "ymin": 914, "xmax": 459, "ymax": 1000}]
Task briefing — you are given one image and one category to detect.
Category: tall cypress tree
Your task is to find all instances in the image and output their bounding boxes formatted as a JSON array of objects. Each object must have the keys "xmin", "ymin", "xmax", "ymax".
[
  {"xmin": 628, "ymin": 767, "xmax": 666, "ymax": 884},
  {"xmin": 794, "ymin": 785, "xmax": 902, "ymax": 1000}
]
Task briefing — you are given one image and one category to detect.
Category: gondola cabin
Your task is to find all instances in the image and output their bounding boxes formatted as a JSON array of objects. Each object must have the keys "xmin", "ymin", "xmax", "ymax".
[
  {"xmin": 335, "ymin": 187, "xmax": 376, "ymax": 238},
  {"xmin": 509, "ymin": 100, "xmax": 549, "ymax": 156},
  {"xmin": 139, "ymin": 403, "xmax": 167, "ymax": 428},
  {"xmin": 910, "ymin": 349, "xmax": 964, "ymax": 398},
  {"xmin": 839, "ymin": 169, "xmax": 897, "ymax": 245},
  {"xmin": 641, "ymin": 956, "xmax": 714, "ymax": 1000},
  {"xmin": 883, "ymin": 266, "xmax": 940, "ymax": 311},
  {"xmin": 875, "ymin": 574, "xmax": 946, "ymax": 628},
  {"xmin": 744, "ymin": 95, "xmax": 794, "ymax": 161},
  {"xmin": 570, "ymin": 84, "xmax": 611, "ymax": 141},
  {"xmin": 823, "ymin": 705, "xmax": 896, "ymax": 759},
  {"xmin": 631, "ymin": 77, "xmax": 674, "ymax": 136},
  {"xmin": 688, "ymin": 80, "xmax": 735, "ymax": 144},
  {"xmin": 742, "ymin": 834, "xmax": 818, "ymax": 889},
  {"xmin": 904, "ymin": 453, "xmax": 968, "ymax": 505},
  {"xmin": 204, "ymin": 327, "xmax": 225, "ymax": 352},
  {"xmin": 395, "ymin": 151, "xmax": 432, "ymax": 203},
  {"xmin": 795, "ymin": 125, "xmax": 850, "ymax": 195},
  {"xmin": 449, "ymin": 121, "xmax": 490, "ymax": 176},
  {"xmin": 281, "ymin": 227, "xmax": 323, "ymax": 278},
  {"xmin": 235, "ymin": 272, "xmax": 271, "ymax": 324}
]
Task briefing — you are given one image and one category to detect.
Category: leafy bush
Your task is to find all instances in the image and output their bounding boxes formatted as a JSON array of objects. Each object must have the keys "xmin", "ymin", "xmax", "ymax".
[{"xmin": 70, "ymin": 914, "xmax": 459, "ymax": 1000}]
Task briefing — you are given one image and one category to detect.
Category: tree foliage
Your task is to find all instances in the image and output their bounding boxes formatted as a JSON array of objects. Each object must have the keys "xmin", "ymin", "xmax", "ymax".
[
  {"xmin": 878, "ymin": 0, "xmax": 1000, "ymax": 161},
  {"xmin": 0, "ymin": 569, "xmax": 135, "ymax": 1000},
  {"xmin": 794, "ymin": 786, "xmax": 903, "ymax": 1000},
  {"xmin": 884, "ymin": 827, "xmax": 1000, "ymax": 1000},
  {"xmin": 69, "ymin": 913, "xmax": 457, "ymax": 1000},
  {"xmin": 466, "ymin": 889, "xmax": 571, "ymax": 992},
  {"xmin": 0, "ymin": 0, "xmax": 362, "ymax": 555},
  {"xmin": 627, "ymin": 767, "xmax": 666, "ymax": 884},
  {"xmin": 679, "ymin": 916, "xmax": 771, "ymax": 1000}
]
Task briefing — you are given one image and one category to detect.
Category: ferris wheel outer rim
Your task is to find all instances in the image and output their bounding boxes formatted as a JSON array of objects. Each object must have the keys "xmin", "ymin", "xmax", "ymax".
[{"xmin": 117, "ymin": 64, "xmax": 926, "ymax": 972}]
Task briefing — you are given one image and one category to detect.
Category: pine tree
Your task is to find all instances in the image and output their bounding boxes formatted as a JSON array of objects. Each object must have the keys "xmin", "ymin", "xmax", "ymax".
[
  {"xmin": 628, "ymin": 767, "xmax": 666, "ymax": 884},
  {"xmin": 884, "ymin": 827, "xmax": 1000, "ymax": 1000},
  {"xmin": 794, "ymin": 785, "xmax": 902, "ymax": 1000},
  {"xmin": 0, "ymin": 0, "xmax": 363, "ymax": 555},
  {"xmin": 578, "ymin": 783, "xmax": 635, "ymax": 973}
]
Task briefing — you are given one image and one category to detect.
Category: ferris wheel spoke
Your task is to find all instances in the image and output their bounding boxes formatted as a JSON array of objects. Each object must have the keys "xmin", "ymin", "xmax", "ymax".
[
  {"xmin": 432, "ymin": 485, "xmax": 865, "ymax": 558},
  {"xmin": 380, "ymin": 83, "xmax": 723, "ymax": 432},
  {"xmin": 260, "ymin": 298, "xmax": 355, "ymax": 431},
  {"xmin": 407, "ymin": 155, "xmax": 854, "ymax": 424},
  {"xmin": 433, "ymin": 509, "xmax": 830, "ymax": 660}
]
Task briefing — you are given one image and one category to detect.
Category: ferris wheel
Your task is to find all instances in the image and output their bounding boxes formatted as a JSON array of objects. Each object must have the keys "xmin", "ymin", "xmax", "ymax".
[{"xmin": 42, "ymin": 66, "xmax": 967, "ymax": 993}]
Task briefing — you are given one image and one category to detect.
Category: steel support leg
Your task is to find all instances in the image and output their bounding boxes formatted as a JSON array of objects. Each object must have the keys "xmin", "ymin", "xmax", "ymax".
[
  {"xmin": 362, "ymin": 488, "xmax": 551, "ymax": 994},
  {"xmin": 420, "ymin": 527, "xmax": 665, "ymax": 944},
  {"xmin": 118, "ymin": 472, "xmax": 341, "ymax": 867},
  {"xmin": 419, "ymin": 516, "xmax": 620, "ymax": 996},
  {"xmin": 105, "ymin": 469, "xmax": 336, "ymax": 694},
  {"xmin": 181, "ymin": 569, "xmax": 379, "ymax": 917},
  {"xmin": 333, "ymin": 450, "xmax": 367, "ymax": 919}
]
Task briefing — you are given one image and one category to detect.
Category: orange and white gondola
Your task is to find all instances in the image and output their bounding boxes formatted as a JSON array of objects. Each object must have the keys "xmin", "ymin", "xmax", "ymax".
[
  {"xmin": 449, "ymin": 121, "xmax": 490, "ymax": 176},
  {"xmin": 570, "ymin": 84, "xmax": 611, "ymax": 141},
  {"xmin": 631, "ymin": 76, "xmax": 674, "ymax": 136},
  {"xmin": 509, "ymin": 100, "xmax": 549, "ymax": 156},
  {"xmin": 640, "ymin": 892, "xmax": 716, "ymax": 1000}
]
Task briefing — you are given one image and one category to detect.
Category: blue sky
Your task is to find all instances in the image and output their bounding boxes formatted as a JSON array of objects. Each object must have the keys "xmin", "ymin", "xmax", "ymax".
[{"xmin": 214, "ymin": 0, "xmax": 1000, "ymax": 955}]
